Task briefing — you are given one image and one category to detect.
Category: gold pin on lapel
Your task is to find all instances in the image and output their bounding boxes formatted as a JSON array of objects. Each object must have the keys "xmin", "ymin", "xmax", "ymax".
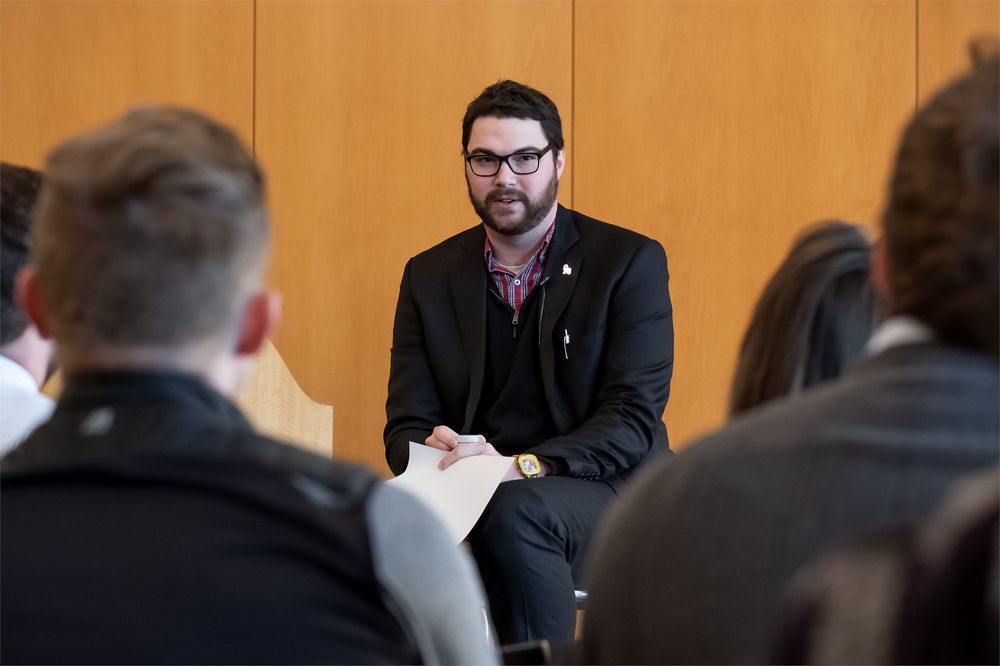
[{"xmin": 562, "ymin": 264, "xmax": 572, "ymax": 275}]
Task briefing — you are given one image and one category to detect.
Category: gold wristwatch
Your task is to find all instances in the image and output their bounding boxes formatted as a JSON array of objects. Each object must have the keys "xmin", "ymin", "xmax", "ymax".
[{"xmin": 515, "ymin": 453, "xmax": 542, "ymax": 479}]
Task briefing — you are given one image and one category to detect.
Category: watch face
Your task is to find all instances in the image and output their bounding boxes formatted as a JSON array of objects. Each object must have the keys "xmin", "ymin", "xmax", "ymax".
[{"xmin": 519, "ymin": 455, "xmax": 540, "ymax": 476}]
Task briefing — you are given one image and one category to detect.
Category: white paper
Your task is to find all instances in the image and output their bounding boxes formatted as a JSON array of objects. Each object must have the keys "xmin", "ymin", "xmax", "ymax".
[{"xmin": 386, "ymin": 441, "xmax": 512, "ymax": 543}]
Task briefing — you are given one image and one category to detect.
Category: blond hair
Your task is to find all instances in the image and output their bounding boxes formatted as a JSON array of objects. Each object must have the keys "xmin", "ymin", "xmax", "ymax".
[{"xmin": 34, "ymin": 107, "xmax": 268, "ymax": 349}]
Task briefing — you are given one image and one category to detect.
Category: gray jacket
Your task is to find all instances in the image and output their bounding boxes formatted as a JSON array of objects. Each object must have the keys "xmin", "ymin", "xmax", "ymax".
[{"xmin": 581, "ymin": 342, "xmax": 999, "ymax": 664}]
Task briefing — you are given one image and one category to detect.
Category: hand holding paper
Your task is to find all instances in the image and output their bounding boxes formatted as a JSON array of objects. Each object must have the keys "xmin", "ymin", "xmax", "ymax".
[{"xmin": 386, "ymin": 441, "xmax": 513, "ymax": 543}]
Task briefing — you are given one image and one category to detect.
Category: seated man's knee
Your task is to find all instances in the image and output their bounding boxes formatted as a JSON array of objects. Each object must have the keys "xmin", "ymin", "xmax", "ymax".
[{"xmin": 470, "ymin": 481, "xmax": 554, "ymax": 546}]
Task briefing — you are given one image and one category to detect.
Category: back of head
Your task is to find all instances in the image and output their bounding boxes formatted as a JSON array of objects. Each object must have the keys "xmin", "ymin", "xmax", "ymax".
[
  {"xmin": 462, "ymin": 79, "xmax": 565, "ymax": 153},
  {"xmin": 33, "ymin": 107, "xmax": 268, "ymax": 356},
  {"xmin": 1, "ymin": 163, "xmax": 43, "ymax": 345},
  {"xmin": 730, "ymin": 220, "xmax": 878, "ymax": 416},
  {"xmin": 882, "ymin": 47, "xmax": 999, "ymax": 357}
]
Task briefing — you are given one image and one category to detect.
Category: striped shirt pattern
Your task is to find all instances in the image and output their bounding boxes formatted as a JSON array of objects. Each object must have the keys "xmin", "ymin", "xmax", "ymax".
[{"xmin": 484, "ymin": 221, "xmax": 556, "ymax": 314}]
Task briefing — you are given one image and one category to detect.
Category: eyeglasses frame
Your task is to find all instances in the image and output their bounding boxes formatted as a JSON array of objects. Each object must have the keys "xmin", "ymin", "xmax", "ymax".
[{"xmin": 465, "ymin": 144, "xmax": 555, "ymax": 177}]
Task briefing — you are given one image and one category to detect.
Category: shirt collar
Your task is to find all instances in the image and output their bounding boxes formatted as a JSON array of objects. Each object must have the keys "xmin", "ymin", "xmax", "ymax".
[
  {"xmin": 483, "ymin": 218, "xmax": 557, "ymax": 272},
  {"xmin": 865, "ymin": 315, "xmax": 935, "ymax": 357},
  {"xmin": 0, "ymin": 354, "xmax": 40, "ymax": 392}
]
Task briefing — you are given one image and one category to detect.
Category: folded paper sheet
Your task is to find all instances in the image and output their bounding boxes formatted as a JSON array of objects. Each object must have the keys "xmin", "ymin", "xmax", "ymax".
[{"xmin": 386, "ymin": 441, "xmax": 513, "ymax": 543}]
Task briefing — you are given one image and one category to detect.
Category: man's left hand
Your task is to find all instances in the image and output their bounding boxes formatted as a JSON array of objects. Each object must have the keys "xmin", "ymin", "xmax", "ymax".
[
  {"xmin": 437, "ymin": 435, "xmax": 502, "ymax": 470},
  {"xmin": 437, "ymin": 439, "xmax": 548, "ymax": 481}
]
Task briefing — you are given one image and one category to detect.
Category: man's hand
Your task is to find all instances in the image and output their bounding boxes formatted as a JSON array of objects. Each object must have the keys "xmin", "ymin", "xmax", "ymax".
[
  {"xmin": 431, "ymin": 430, "xmax": 517, "ymax": 479},
  {"xmin": 436, "ymin": 434, "xmax": 499, "ymax": 469},
  {"xmin": 437, "ymin": 439, "xmax": 524, "ymax": 481},
  {"xmin": 424, "ymin": 425, "xmax": 462, "ymax": 452},
  {"xmin": 427, "ymin": 426, "xmax": 552, "ymax": 480}
]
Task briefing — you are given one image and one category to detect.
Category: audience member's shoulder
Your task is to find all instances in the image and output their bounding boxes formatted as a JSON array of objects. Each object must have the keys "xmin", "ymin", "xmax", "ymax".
[
  {"xmin": 620, "ymin": 374, "xmax": 870, "ymax": 502},
  {"xmin": 865, "ymin": 340, "xmax": 1000, "ymax": 380},
  {"xmin": 689, "ymin": 381, "xmax": 849, "ymax": 456},
  {"xmin": 229, "ymin": 430, "xmax": 381, "ymax": 502},
  {"xmin": 627, "ymin": 341, "xmax": 998, "ymax": 509}
]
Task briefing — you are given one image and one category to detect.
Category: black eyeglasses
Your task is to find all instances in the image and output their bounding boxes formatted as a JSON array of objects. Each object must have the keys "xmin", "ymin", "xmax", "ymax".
[{"xmin": 465, "ymin": 145, "xmax": 553, "ymax": 177}]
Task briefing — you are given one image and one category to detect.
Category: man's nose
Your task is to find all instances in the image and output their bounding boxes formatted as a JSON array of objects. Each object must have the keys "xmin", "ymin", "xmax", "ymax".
[{"xmin": 493, "ymin": 159, "xmax": 518, "ymax": 186}]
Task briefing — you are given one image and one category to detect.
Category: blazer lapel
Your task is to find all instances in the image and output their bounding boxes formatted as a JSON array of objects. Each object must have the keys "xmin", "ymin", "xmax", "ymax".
[
  {"xmin": 539, "ymin": 206, "xmax": 581, "ymax": 430},
  {"xmin": 451, "ymin": 227, "xmax": 488, "ymax": 431}
]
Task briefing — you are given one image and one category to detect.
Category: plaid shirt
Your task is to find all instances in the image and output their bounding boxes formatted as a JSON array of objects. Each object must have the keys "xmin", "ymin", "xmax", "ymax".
[{"xmin": 484, "ymin": 220, "xmax": 556, "ymax": 313}]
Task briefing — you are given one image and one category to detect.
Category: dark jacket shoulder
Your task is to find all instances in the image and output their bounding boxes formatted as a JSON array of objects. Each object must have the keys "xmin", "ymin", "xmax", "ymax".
[{"xmin": 406, "ymin": 206, "xmax": 661, "ymax": 277}]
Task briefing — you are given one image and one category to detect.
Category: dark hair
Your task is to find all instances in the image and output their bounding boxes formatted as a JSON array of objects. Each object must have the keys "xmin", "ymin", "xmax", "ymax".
[
  {"xmin": 1, "ymin": 162, "xmax": 43, "ymax": 345},
  {"xmin": 461, "ymin": 80, "xmax": 564, "ymax": 154},
  {"xmin": 729, "ymin": 221, "xmax": 880, "ymax": 416},
  {"xmin": 34, "ymin": 106, "xmax": 268, "ymax": 349},
  {"xmin": 882, "ymin": 48, "xmax": 999, "ymax": 356}
]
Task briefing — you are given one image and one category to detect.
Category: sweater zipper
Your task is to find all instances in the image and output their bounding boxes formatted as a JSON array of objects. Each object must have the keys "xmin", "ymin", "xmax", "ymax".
[
  {"xmin": 491, "ymin": 277, "xmax": 549, "ymax": 341},
  {"xmin": 489, "ymin": 290, "xmax": 520, "ymax": 338}
]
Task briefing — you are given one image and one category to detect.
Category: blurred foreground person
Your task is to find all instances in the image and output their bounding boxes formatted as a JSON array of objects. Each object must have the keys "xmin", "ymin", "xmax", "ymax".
[
  {"xmin": 729, "ymin": 220, "xmax": 879, "ymax": 416},
  {"xmin": 1, "ymin": 107, "xmax": 496, "ymax": 665},
  {"xmin": 582, "ymin": 51, "xmax": 999, "ymax": 664},
  {"xmin": 777, "ymin": 467, "xmax": 999, "ymax": 664},
  {"xmin": 0, "ymin": 163, "xmax": 55, "ymax": 454}
]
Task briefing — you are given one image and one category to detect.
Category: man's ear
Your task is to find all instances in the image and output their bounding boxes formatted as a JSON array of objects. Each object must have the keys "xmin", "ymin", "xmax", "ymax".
[
  {"xmin": 555, "ymin": 148, "xmax": 566, "ymax": 180},
  {"xmin": 235, "ymin": 290, "xmax": 282, "ymax": 356},
  {"xmin": 15, "ymin": 267, "xmax": 52, "ymax": 339},
  {"xmin": 871, "ymin": 235, "xmax": 892, "ymax": 308}
]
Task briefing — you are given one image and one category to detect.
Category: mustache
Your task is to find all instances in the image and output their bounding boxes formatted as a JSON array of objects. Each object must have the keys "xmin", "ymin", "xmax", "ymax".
[{"xmin": 486, "ymin": 189, "xmax": 527, "ymax": 204}]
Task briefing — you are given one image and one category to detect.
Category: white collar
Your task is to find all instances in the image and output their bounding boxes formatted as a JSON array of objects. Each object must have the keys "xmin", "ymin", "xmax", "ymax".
[
  {"xmin": 865, "ymin": 315, "xmax": 935, "ymax": 357},
  {"xmin": 0, "ymin": 354, "xmax": 41, "ymax": 392}
]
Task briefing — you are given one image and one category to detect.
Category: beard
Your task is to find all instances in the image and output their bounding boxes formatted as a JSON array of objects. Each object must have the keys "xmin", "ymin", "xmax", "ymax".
[{"xmin": 468, "ymin": 169, "xmax": 559, "ymax": 237}]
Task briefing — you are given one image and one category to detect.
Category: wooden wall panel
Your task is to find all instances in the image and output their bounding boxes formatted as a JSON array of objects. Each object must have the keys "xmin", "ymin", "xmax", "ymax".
[
  {"xmin": 918, "ymin": 0, "xmax": 1000, "ymax": 103},
  {"xmin": 574, "ymin": 1, "xmax": 915, "ymax": 447},
  {"xmin": 255, "ymin": 1, "xmax": 572, "ymax": 472},
  {"xmin": 0, "ymin": 0, "xmax": 253, "ymax": 166},
  {"xmin": 9, "ymin": 0, "xmax": 987, "ymax": 473}
]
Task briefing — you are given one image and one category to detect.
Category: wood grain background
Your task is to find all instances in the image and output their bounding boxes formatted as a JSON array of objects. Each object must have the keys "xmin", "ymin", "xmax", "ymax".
[{"xmin": 2, "ymin": 0, "xmax": 995, "ymax": 474}]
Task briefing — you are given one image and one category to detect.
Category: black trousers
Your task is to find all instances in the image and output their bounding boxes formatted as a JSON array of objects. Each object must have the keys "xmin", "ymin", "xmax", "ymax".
[{"xmin": 467, "ymin": 476, "xmax": 617, "ymax": 647}]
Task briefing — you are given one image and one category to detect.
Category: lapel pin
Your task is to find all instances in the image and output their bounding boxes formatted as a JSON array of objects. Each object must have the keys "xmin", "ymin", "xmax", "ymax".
[{"xmin": 562, "ymin": 263, "xmax": 572, "ymax": 276}]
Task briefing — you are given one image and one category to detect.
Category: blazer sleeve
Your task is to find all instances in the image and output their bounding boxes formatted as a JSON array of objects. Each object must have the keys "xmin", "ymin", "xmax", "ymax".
[
  {"xmin": 530, "ymin": 239, "xmax": 673, "ymax": 480},
  {"xmin": 383, "ymin": 259, "xmax": 444, "ymax": 476}
]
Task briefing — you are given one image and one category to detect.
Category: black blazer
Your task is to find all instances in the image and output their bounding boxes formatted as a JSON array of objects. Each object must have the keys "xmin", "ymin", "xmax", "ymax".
[{"xmin": 384, "ymin": 205, "xmax": 673, "ymax": 490}]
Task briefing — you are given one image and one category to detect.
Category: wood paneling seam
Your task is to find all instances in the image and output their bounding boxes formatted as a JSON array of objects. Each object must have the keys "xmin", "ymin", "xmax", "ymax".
[
  {"xmin": 915, "ymin": 0, "xmax": 920, "ymax": 111},
  {"xmin": 252, "ymin": 0, "xmax": 258, "ymax": 156},
  {"xmin": 571, "ymin": 0, "xmax": 576, "ymax": 209}
]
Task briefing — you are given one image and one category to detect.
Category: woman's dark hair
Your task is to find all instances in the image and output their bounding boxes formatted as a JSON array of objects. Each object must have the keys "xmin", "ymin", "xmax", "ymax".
[{"xmin": 729, "ymin": 220, "xmax": 881, "ymax": 416}]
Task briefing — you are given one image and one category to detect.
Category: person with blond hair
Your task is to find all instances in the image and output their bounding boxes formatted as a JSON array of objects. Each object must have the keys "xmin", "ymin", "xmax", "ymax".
[{"xmin": 1, "ymin": 107, "xmax": 496, "ymax": 665}]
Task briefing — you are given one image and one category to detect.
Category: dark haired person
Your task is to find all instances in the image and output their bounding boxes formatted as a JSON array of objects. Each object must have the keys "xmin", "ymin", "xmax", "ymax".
[
  {"xmin": 0, "ymin": 162, "xmax": 55, "ymax": 455},
  {"xmin": 384, "ymin": 80, "xmax": 673, "ymax": 646},
  {"xmin": 729, "ymin": 220, "xmax": 879, "ymax": 416},
  {"xmin": 582, "ymin": 52, "xmax": 999, "ymax": 664},
  {"xmin": 1, "ymin": 107, "xmax": 496, "ymax": 665}
]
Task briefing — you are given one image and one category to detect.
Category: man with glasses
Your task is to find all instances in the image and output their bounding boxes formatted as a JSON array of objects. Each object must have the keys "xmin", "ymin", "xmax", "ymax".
[{"xmin": 384, "ymin": 80, "xmax": 674, "ymax": 647}]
